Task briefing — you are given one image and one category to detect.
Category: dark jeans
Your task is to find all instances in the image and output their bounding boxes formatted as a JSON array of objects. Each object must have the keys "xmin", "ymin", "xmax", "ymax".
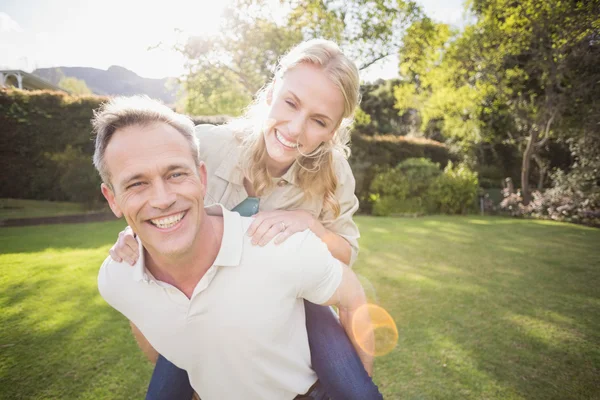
[{"xmin": 146, "ymin": 301, "xmax": 382, "ymax": 400}]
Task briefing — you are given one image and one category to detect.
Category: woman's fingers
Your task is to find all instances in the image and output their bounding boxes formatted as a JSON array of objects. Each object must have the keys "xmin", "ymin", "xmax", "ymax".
[
  {"xmin": 110, "ymin": 229, "xmax": 138, "ymax": 265},
  {"xmin": 274, "ymin": 227, "xmax": 295, "ymax": 245},
  {"xmin": 257, "ymin": 223, "xmax": 287, "ymax": 246}
]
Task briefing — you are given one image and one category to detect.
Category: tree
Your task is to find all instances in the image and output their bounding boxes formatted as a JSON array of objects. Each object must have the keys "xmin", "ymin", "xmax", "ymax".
[
  {"xmin": 396, "ymin": 1, "xmax": 600, "ymax": 203},
  {"xmin": 178, "ymin": 0, "xmax": 421, "ymax": 115},
  {"xmin": 463, "ymin": 0, "xmax": 600, "ymax": 204},
  {"xmin": 58, "ymin": 77, "xmax": 93, "ymax": 95}
]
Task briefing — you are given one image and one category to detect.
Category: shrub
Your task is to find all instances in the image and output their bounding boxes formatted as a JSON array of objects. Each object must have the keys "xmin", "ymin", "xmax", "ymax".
[
  {"xmin": 369, "ymin": 158, "xmax": 442, "ymax": 216},
  {"xmin": 370, "ymin": 159, "xmax": 479, "ymax": 216},
  {"xmin": 350, "ymin": 133, "xmax": 455, "ymax": 212},
  {"xmin": 0, "ymin": 89, "xmax": 106, "ymax": 201},
  {"xmin": 428, "ymin": 162, "xmax": 479, "ymax": 215},
  {"xmin": 501, "ymin": 170, "xmax": 600, "ymax": 227}
]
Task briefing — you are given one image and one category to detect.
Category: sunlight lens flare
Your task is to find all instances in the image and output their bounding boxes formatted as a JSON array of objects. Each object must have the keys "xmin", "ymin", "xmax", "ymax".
[{"xmin": 352, "ymin": 304, "xmax": 398, "ymax": 357}]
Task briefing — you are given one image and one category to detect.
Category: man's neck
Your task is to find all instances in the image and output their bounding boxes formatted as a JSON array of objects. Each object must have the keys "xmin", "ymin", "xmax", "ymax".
[{"xmin": 144, "ymin": 215, "xmax": 224, "ymax": 299}]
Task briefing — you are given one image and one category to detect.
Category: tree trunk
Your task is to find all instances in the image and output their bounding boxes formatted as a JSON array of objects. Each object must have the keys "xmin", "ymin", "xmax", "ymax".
[
  {"xmin": 521, "ymin": 129, "xmax": 539, "ymax": 205},
  {"xmin": 533, "ymin": 154, "xmax": 547, "ymax": 190}
]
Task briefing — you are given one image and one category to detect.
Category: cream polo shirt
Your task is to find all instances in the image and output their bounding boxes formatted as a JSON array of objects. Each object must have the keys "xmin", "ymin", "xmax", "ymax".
[
  {"xmin": 98, "ymin": 205, "xmax": 343, "ymax": 400},
  {"xmin": 196, "ymin": 124, "xmax": 361, "ymax": 266}
]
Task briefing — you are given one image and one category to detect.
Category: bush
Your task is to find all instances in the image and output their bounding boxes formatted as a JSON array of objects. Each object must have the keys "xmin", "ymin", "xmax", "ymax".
[
  {"xmin": 500, "ymin": 136, "xmax": 600, "ymax": 227},
  {"xmin": 48, "ymin": 146, "xmax": 104, "ymax": 207},
  {"xmin": 0, "ymin": 89, "xmax": 106, "ymax": 201},
  {"xmin": 369, "ymin": 158, "xmax": 442, "ymax": 216},
  {"xmin": 501, "ymin": 170, "xmax": 600, "ymax": 227},
  {"xmin": 350, "ymin": 133, "xmax": 455, "ymax": 213},
  {"xmin": 428, "ymin": 162, "xmax": 479, "ymax": 215},
  {"xmin": 369, "ymin": 159, "xmax": 478, "ymax": 216}
]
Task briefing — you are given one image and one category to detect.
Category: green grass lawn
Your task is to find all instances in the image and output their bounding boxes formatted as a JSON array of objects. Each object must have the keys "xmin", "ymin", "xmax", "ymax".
[
  {"xmin": 0, "ymin": 199, "xmax": 104, "ymax": 220},
  {"xmin": 1, "ymin": 216, "xmax": 599, "ymax": 399}
]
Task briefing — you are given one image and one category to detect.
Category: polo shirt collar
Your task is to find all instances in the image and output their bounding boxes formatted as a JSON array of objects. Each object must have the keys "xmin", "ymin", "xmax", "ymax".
[
  {"xmin": 131, "ymin": 203, "xmax": 244, "ymax": 283},
  {"xmin": 205, "ymin": 203, "xmax": 244, "ymax": 267}
]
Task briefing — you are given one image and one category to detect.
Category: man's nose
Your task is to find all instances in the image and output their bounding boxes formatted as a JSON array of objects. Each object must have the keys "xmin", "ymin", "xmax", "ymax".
[{"xmin": 149, "ymin": 181, "xmax": 176, "ymax": 210}]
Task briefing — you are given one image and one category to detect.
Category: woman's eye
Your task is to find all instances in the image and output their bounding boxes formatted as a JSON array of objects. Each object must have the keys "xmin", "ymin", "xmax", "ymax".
[
  {"xmin": 315, "ymin": 119, "xmax": 326, "ymax": 127},
  {"xmin": 285, "ymin": 100, "xmax": 296, "ymax": 108}
]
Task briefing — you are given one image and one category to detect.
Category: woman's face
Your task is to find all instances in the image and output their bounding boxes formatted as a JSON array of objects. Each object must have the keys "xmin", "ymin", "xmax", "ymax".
[{"xmin": 263, "ymin": 63, "xmax": 346, "ymax": 175}]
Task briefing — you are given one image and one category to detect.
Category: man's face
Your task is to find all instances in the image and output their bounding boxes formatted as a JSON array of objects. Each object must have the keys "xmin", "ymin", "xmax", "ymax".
[{"xmin": 101, "ymin": 122, "xmax": 206, "ymax": 260}]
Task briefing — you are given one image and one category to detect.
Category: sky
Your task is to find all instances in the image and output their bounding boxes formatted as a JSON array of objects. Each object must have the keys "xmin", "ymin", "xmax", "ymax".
[{"xmin": 0, "ymin": 0, "xmax": 467, "ymax": 82}]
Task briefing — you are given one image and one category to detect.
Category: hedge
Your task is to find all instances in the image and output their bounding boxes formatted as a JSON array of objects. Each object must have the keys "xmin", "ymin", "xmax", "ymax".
[
  {"xmin": 349, "ymin": 133, "xmax": 455, "ymax": 213},
  {"xmin": 1, "ymin": 89, "xmax": 454, "ymax": 212},
  {"xmin": 0, "ymin": 89, "xmax": 106, "ymax": 204}
]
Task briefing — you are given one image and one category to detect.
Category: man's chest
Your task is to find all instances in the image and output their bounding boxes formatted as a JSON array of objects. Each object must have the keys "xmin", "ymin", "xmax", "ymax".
[{"xmin": 129, "ymin": 269, "xmax": 302, "ymax": 368}]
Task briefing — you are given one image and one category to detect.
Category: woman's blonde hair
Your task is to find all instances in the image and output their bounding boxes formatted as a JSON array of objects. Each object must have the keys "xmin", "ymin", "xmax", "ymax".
[{"xmin": 232, "ymin": 39, "xmax": 360, "ymax": 217}]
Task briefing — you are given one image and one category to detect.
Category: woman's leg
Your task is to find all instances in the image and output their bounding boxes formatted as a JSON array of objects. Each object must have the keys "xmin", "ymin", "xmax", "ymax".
[
  {"xmin": 146, "ymin": 354, "xmax": 195, "ymax": 400},
  {"xmin": 304, "ymin": 300, "xmax": 383, "ymax": 400}
]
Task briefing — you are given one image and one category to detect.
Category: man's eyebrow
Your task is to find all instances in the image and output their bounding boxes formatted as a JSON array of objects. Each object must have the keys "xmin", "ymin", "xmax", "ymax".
[
  {"xmin": 120, "ymin": 165, "xmax": 191, "ymax": 189},
  {"xmin": 286, "ymin": 90, "xmax": 333, "ymax": 122}
]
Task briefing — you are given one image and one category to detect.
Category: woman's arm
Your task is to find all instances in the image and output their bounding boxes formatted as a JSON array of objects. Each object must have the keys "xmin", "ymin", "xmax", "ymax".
[{"xmin": 309, "ymin": 217, "xmax": 352, "ymax": 265}]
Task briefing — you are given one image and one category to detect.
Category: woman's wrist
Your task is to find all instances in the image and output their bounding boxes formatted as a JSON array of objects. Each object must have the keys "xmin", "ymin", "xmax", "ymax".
[{"xmin": 308, "ymin": 215, "xmax": 327, "ymax": 239}]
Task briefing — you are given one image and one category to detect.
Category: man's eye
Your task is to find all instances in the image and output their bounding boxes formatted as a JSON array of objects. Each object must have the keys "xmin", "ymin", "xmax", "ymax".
[
  {"xmin": 128, "ymin": 182, "xmax": 143, "ymax": 189},
  {"xmin": 171, "ymin": 172, "xmax": 186, "ymax": 179}
]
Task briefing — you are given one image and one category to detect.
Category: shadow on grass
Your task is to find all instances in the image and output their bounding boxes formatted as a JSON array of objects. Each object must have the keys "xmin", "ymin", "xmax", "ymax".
[
  {"xmin": 0, "ymin": 219, "xmax": 127, "ymax": 254},
  {"xmin": 356, "ymin": 215, "xmax": 600, "ymax": 399},
  {"xmin": 0, "ymin": 222, "xmax": 150, "ymax": 400}
]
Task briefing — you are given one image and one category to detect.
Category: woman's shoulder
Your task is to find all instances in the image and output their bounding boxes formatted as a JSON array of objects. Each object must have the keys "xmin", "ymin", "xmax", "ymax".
[
  {"xmin": 330, "ymin": 149, "xmax": 355, "ymax": 184},
  {"xmin": 195, "ymin": 124, "xmax": 240, "ymax": 155}
]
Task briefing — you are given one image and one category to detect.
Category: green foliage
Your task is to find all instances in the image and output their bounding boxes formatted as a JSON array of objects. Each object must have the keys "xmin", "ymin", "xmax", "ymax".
[
  {"xmin": 58, "ymin": 77, "xmax": 93, "ymax": 95},
  {"xmin": 48, "ymin": 145, "xmax": 104, "ymax": 207},
  {"xmin": 357, "ymin": 79, "xmax": 415, "ymax": 135},
  {"xmin": 369, "ymin": 158, "xmax": 441, "ymax": 215},
  {"xmin": 178, "ymin": 0, "xmax": 422, "ymax": 115},
  {"xmin": 428, "ymin": 162, "xmax": 479, "ymax": 214},
  {"xmin": 369, "ymin": 158, "xmax": 478, "ymax": 216},
  {"xmin": 349, "ymin": 134, "xmax": 455, "ymax": 212},
  {"xmin": 0, "ymin": 89, "xmax": 105, "ymax": 202}
]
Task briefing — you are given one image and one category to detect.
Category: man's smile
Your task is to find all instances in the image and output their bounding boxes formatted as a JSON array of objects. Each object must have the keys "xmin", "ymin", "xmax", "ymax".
[{"xmin": 148, "ymin": 211, "xmax": 187, "ymax": 230}]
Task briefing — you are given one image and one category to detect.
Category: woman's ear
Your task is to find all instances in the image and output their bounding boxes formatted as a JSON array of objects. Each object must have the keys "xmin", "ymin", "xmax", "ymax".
[{"xmin": 266, "ymin": 81, "xmax": 275, "ymax": 106}]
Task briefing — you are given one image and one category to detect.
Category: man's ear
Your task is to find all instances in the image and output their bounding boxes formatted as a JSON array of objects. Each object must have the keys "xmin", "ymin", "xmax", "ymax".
[
  {"xmin": 101, "ymin": 183, "xmax": 123, "ymax": 218},
  {"xmin": 197, "ymin": 162, "xmax": 208, "ymax": 198}
]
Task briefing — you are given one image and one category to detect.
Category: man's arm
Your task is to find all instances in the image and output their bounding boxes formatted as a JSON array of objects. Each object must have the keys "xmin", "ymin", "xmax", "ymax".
[
  {"xmin": 130, "ymin": 321, "xmax": 160, "ymax": 364},
  {"xmin": 321, "ymin": 265, "xmax": 374, "ymax": 376}
]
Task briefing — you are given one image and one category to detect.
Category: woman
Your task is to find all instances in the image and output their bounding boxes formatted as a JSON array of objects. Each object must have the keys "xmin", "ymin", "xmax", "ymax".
[{"xmin": 110, "ymin": 39, "xmax": 382, "ymax": 400}]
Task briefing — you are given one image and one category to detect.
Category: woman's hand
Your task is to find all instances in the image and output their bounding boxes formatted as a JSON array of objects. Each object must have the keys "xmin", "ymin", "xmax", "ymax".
[
  {"xmin": 246, "ymin": 210, "xmax": 320, "ymax": 246},
  {"xmin": 109, "ymin": 226, "xmax": 138, "ymax": 265}
]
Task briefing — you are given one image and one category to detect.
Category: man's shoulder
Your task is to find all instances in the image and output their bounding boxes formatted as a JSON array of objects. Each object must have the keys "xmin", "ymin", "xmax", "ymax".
[
  {"xmin": 238, "ymin": 217, "xmax": 332, "ymax": 262},
  {"xmin": 97, "ymin": 256, "xmax": 138, "ymax": 301}
]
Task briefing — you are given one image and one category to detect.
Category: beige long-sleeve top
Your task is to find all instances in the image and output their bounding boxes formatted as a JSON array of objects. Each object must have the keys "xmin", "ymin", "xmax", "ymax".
[{"xmin": 196, "ymin": 124, "xmax": 360, "ymax": 266}]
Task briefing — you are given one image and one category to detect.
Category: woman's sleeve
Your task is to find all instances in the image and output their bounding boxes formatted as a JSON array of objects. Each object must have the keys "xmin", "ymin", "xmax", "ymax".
[{"xmin": 319, "ymin": 154, "xmax": 360, "ymax": 267}]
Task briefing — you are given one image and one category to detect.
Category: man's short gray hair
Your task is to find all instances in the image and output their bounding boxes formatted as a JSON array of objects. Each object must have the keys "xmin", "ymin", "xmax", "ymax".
[{"xmin": 92, "ymin": 96, "xmax": 198, "ymax": 186}]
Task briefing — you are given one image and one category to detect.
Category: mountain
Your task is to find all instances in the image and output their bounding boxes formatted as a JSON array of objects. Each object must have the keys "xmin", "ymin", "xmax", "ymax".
[{"xmin": 33, "ymin": 66, "xmax": 178, "ymax": 104}]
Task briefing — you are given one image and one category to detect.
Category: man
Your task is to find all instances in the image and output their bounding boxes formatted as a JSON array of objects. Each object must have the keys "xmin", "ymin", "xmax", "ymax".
[{"xmin": 93, "ymin": 96, "xmax": 374, "ymax": 399}]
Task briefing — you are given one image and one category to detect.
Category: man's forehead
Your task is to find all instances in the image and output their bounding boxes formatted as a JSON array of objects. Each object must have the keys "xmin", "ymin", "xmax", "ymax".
[{"xmin": 105, "ymin": 123, "xmax": 195, "ymax": 181}]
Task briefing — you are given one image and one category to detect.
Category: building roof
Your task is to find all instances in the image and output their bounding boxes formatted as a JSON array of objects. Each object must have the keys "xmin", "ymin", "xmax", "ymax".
[{"xmin": 0, "ymin": 69, "xmax": 67, "ymax": 92}]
